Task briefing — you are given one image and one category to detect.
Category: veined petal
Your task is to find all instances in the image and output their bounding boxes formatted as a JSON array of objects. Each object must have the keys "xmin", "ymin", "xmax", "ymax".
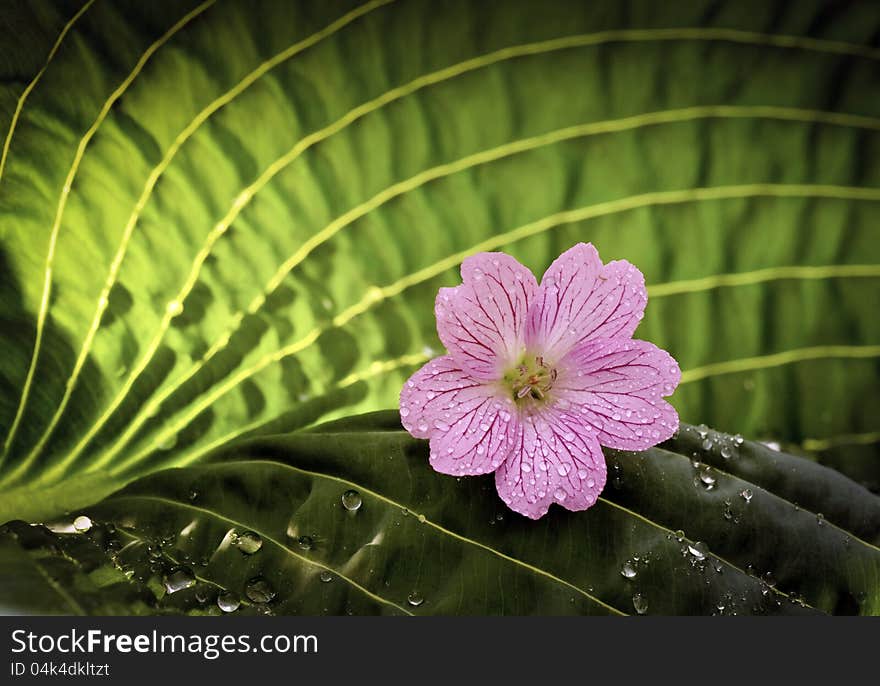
[
  {"xmin": 399, "ymin": 355, "xmax": 516, "ymax": 475},
  {"xmin": 495, "ymin": 406, "xmax": 606, "ymax": 519},
  {"xmin": 526, "ymin": 243, "xmax": 647, "ymax": 362},
  {"xmin": 435, "ymin": 252, "xmax": 538, "ymax": 379},
  {"xmin": 556, "ymin": 337, "xmax": 681, "ymax": 451}
]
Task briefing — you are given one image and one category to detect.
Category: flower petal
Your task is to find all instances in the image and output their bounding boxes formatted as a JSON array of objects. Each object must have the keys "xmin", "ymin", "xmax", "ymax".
[
  {"xmin": 526, "ymin": 243, "xmax": 647, "ymax": 362},
  {"xmin": 399, "ymin": 355, "xmax": 516, "ymax": 475},
  {"xmin": 495, "ymin": 406, "xmax": 606, "ymax": 519},
  {"xmin": 555, "ymin": 337, "xmax": 681, "ymax": 451},
  {"xmin": 435, "ymin": 252, "xmax": 538, "ymax": 379}
]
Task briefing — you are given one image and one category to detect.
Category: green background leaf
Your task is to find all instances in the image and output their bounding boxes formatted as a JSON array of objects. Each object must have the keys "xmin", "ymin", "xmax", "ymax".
[
  {"xmin": 2, "ymin": 414, "xmax": 878, "ymax": 615},
  {"xmin": 1, "ymin": 0, "xmax": 879, "ymax": 502}
]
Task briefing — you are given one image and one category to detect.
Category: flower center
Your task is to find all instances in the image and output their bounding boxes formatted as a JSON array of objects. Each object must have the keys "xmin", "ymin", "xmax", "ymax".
[{"xmin": 505, "ymin": 355, "xmax": 557, "ymax": 402}]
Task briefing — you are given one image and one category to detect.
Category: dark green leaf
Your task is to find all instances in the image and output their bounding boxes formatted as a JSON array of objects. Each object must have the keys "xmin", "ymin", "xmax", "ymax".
[{"xmin": 2, "ymin": 414, "xmax": 877, "ymax": 615}]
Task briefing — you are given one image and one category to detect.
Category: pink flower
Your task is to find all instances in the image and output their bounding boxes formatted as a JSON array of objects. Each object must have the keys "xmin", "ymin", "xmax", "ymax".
[{"xmin": 399, "ymin": 243, "xmax": 681, "ymax": 519}]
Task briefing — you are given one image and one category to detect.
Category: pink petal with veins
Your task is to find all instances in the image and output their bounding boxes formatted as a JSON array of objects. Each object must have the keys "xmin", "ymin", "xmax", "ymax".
[
  {"xmin": 526, "ymin": 243, "xmax": 647, "ymax": 362},
  {"xmin": 400, "ymin": 355, "xmax": 516, "ymax": 475},
  {"xmin": 435, "ymin": 252, "xmax": 537, "ymax": 380},
  {"xmin": 556, "ymin": 337, "xmax": 681, "ymax": 451},
  {"xmin": 495, "ymin": 406, "xmax": 606, "ymax": 519}
]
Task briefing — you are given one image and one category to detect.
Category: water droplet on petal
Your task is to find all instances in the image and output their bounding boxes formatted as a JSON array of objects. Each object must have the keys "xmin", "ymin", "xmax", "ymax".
[
  {"xmin": 400, "ymin": 407, "xmax": 410, "ymax": 418},
  {"xmin": 342, "ymin": 490, "xmax": 362, "ymax": 511},
  {"xmin": 244, "ymin": 577, "xmax": 275, "ymax": 603},
  {"xmin": 554, "ymin": 487, "xmax": 567, "ymax": 502}
]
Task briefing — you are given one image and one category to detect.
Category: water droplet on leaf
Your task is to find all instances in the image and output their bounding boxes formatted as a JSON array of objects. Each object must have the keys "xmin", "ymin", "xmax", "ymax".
[
  {"xmin": 407, "ymin": 591, "xmax": 424, "ymax": 607},
  {"xmin": 73, "ymin": 515, "xmax": 92, "ymax": 533},
  {"xmin": 245, "ymin": 577, "xmax": 275, "ymax": 604},
  {"xmin": 217, "ymin": 591, "xmax": 240, "ymax": 613},
  {"xmin": 163, "ymin": 567, "xmax": 196, "ymax": 594},
  {"xmin": 632, "ymin": 593, "xmax": 648, "ymax": 615},
  {"xmin": 687, "ymin": 542, "xmax": 708, "ymax": 562},
  {"xmin": 342, "ymin": 490, "xmax": 362, "ymax": 511},
  {"xmin": 231, "ymin": 530, "xmax": 262, "ymax": 555}
]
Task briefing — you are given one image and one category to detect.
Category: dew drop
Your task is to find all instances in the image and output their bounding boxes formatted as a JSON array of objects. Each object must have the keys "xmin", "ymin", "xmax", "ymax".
[
  {"xmin": 701, "ymin": 438, "xmax": 713, "ymax": 451},
  {"xmin": 244, "ymin": 577, "xmax": 275, "ymax": 604},
  {"xmin": 230, "ymin": 530, "xmax": 263, "ymax": 555},
  {"xmin": 816, "ymin": 513, "xmax": 825, "ymax": 526},
  {"xmin": 720, "ymin": 445, "xmax": 733, "ymax": 459},
  {"xmin": 632, "ymin": 593, "xmax": 648, "ymax": 615},
  {"xmin": 73, "ymin": 515, "xmax": 92, "ymax": 533},
  {"xmin": 554, "ymin": 487, "xmax": 567, "ymax": 502},
  {"xmin": 698, "ymin": 468, "xmax": 716, "ymax": 488},
  {"xmin": 296, "ymin": 535, "xmax": 314, "ymax": 551},
  {"xmin": 620, "ymin": 562, "xmax": 637, "ymax": 579},
  {"xmin": 341, "ymin": 490, "xmax": 362, "ymax": 511},
  {"xmin": 319, "ymin": 571, "xmax": 333, "ymax": 583},
  {"xmin": 400, "ymin": 407, "xmax": 410, "ymax": 418},
  {"xmin": 687, "ymin": 541, "xmax": 708, "ymax": 562},
  {"xmin": 166, "ymin": 300, "xmax": 183, "ymax": 317},
  {"xmin": 163, "ymin": 566, "xmax": 196, "ymax": 594},
  {"xmin": 739, "ymin": 488, "xmax": 753, "ymax": 503},
  {"xmin": 217, "ymin": 591, "xmax": 240, "ymax": 613},
  {"xmin": 407, "ymin": 591, "xmax": 424, "ymax": 607},
  {"xmin": 734, "ymin": 434, "xmax": 744, "ymax": 446}
]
